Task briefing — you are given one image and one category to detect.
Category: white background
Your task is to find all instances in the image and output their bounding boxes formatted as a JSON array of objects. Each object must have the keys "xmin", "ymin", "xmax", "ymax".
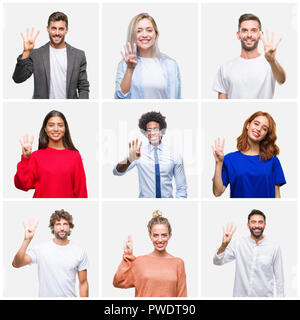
[
  {"xmin": 102, "ymin": 3, "xmax": 198, "ymax": 99},
  {"xmin": 202, "ymin": 2, "xmax": 297, "ymax": 99},
  {"xmin": 3, "ymin": 3, "xmax": 99, "ymax": 99},
  {"xmin": 3, "ymin": 101, "xmax": 99, "ymax": 198},
  {"xmin": 102, "ymin": 201, "xmax": 199, "ymax": 298},
  {"xmin": 3, "ymin": 200, "xmax": 99, "ymax": 297},
  {"xmin": 201, "ymin": 101, "xmax": 297, "ymax": 198},
  {"xmin": 0, "ymin": 0, "xmax": 298, "ymax": 302},
  {"xmin": 102, "ymin": 101, "xmax": 199, "ymax": 198},
  {"xmin": 202, "ymin": 200, "xmax": 297, "ymax": 297}
]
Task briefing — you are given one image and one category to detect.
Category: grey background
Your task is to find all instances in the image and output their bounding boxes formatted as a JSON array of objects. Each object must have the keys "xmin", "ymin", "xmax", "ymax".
[
  {"xmin": 202, "ymin": 3, "xmax": 297, "ymax": 99},
  {"xmin": 201, "ymin": 200, "xmax": 297, "ymax": 297},
  {"xmin": 102, "ymin": 101, "xmax": 199, "ymax": 198},
  {"xmin": 102, "ymin": 3, "xmax": 198, "ymax": 99},
  {"xmin": 102, "ymin": 201, "xmax": 199, "ymax": 298},
  {"xmin": 3, "ymin": 3, "xmax": 99, "ymax": 99},
  {"xmin": 3, "ymin": 200, "xmax": 99, "ymax": 297},
  {"xmin": 3, "ymin": 101, "xmax": 99, "ymax": 198},
  {"xmin": 201, "ymin": 101, "xmax": 297, "ymax": 198}
]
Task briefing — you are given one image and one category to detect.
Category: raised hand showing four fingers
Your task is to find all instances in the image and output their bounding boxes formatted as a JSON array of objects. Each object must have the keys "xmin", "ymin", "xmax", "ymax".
[
  {"xmin": 260, "ymin": 30, "xmax": 282, "ymax": 63},
  {"xmin": 212, "ymin": 138, "xmax": 225, "ymax": 164},
  {"xmin": 128, "ymin": 138, "xmax": 142, "ymax": 163},
  {"xmin": 23, "ymin": 218, "xmax": 39, "ymax": 240},
  {"xmin": 123, "ymin": 235, "xmax": 133, "ymax": 254},
  {"xmin": 121, "ymin": 42, "xmax": 138, "ymax": 70},
  {"xmin": 222, "ymin": 223, "xmax": 237, "ymax": 246},
  {"xmin": 19, "ymin": 134, "xmax": 34, "ymax": 158},
  {"xmin": 21, "ymin": 28, "xmax": 40, "ymax": 58}
]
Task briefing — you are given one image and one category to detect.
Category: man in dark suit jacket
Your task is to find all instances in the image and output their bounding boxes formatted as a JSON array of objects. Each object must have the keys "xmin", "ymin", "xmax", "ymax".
[{"xmin": 12, "ymin": 12, "xmax": 89, "ymax": 99}]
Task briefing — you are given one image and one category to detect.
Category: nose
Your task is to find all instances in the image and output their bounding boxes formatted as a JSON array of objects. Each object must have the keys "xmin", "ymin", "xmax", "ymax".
[
  {"xmin": 141, "ymin": 30, "xmax": 148, "ymax": 37},
  {"xmin": 158, "ymin": 235, "xmax": 164, "ymax": 242}
]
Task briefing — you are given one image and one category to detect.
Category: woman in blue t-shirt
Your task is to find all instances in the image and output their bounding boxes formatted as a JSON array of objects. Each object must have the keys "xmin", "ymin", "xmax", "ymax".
[{"xmin": 212, "ymin": 111, "xmax": 286, "ymax": 198}]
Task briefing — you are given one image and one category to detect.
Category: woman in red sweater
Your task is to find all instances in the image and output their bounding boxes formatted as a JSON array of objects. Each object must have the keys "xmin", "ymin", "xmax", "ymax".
[{"xmin": 14, "ymin": 110, "xmax": 88, "ymax": 198}]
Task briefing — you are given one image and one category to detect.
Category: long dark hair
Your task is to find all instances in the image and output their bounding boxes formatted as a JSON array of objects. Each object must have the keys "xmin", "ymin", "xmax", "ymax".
[{"xmin": 38, "ymin": 110, "xmax": 78, "ymax": 151}]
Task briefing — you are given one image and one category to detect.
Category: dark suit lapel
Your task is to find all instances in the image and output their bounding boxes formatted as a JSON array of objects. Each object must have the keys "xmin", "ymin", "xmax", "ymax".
[
  {"xmin": 66, "ymin": 43, "xmax": 75, "ymax": 97},
  {"xmin": 42, "ymin": 43, "xmax": 50, "ymax": 94}
]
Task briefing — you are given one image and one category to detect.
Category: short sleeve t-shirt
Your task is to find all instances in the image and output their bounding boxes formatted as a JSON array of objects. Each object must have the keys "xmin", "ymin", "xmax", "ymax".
[
  {"xmin": 213, "ymin": 55, "xmax": 276, "ymax": 99},
  {"xmin": 222, "ymin": 151, "xmax": 286, "ymax": 198},
  {"xmin": 27, "ymin": 240, "xmax": 88, "ymax": 297}
]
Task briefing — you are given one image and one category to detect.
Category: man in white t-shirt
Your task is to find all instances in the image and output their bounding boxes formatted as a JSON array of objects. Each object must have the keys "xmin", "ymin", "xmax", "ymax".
[
  {"xmin": 13, "ymin": 12, "xmax": 90, "ymax": 99},
  {"xmin": 12, "ymin": 210, "xmax": 89, "ymax": 297},
  {"xmin": 213, "ymin": 13, "xmax": 286, "ymax": 99}
]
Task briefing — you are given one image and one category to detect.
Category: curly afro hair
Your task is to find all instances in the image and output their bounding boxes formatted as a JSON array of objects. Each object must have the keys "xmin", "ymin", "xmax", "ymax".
[{"xmin": 138, "ymin": 111, "xmax": 167, "ymax": 131}]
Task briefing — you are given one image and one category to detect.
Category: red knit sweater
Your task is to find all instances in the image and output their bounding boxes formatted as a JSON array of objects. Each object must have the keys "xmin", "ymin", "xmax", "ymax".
[{"xmin": 14, "ymin": 147, "xmax": 88, "ymax": 198}]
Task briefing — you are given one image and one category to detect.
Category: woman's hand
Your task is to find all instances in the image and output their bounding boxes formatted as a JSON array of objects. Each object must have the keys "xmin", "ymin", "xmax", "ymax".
[
  {"xmin": 212, "ymin": 138, "xmax": 225, "ymax": 164},
  {"xmin": 19, "ymin": 134, "xmax": 34, "ymax": 158},
  {"xmin": 123, "ymin": 235, "xmax": 133, "ymax": 254},
  {"xmin": 121, "ymin": 42, "xmax": 138, "ymax": 70}
]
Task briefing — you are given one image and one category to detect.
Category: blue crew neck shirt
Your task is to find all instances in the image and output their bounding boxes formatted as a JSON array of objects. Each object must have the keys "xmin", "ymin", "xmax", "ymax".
[{"xmin": 222, "ymin": 151, "xmax": 286, "ymax": 198}]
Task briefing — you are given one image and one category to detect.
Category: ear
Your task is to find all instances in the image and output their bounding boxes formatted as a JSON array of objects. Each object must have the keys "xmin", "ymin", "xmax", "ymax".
[
  {"xmin": 246, "ymin": 122, "xmax": 250, "ymax": 130},
  {"xmin": 169, "ymin": 232, "xmax": 172, "ymax": 240},
  {"xmin": 246, "ymin": 223, "xmax": 250, "ymax": 230},
  {"xmin": 236, "ymin": 31, "xmax": 241, "ymax": 40}
]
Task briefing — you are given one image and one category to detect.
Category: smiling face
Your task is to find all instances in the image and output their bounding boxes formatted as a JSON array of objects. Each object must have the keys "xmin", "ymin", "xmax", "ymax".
[
  {"xmin": 135, "ymin": 18, "xmax": 156, "ymax": 52},
  {"xmin": 45, "ymin": 116, "xmax": 66, "ymax": 144},
  {"xmin": 53, "ymin": 218, "xmax": 71, "ymax": 240},
  {"xmin": 237, "ymin": 20, "xmax": 260, "ymax": 51},
  {"xmin": 247, "ymin": 214, "xmax": 266, "ymax": 240},
  {"xmin": 146, "ymin": 121, "xmax": 161, "ymax": 146},
  {"xmin": 246, "ymin": 115, "xmax": 269, "ymax": 143},
  {"xmin": 47, "ymin": 20, "xmax": 68, "ymax": 47},
  {"xmin": 149, "ymin": 224, "xmax": 171, "ymax": 252}
]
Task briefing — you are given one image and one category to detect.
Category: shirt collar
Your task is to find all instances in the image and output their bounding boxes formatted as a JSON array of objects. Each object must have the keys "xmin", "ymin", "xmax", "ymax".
[
  {"xmin": 148, "ymin": 142, "xmax": 164, "ymax": 152},
  {"xmin": 248, "ymin": 235, "xmax": 266, "ymax": 245}
]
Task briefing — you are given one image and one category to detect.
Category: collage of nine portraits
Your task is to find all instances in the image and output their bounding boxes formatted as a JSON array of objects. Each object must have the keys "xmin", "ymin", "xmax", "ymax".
[{"xmin": 1, "ymin": 2, "xmax": 298, "ymax": 299}]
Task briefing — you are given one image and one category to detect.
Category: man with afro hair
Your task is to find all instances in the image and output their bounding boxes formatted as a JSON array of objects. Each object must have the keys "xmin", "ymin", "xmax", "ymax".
[{"xmin": 113, "ymin": 111, "xmax": 187, "ymax": 198}]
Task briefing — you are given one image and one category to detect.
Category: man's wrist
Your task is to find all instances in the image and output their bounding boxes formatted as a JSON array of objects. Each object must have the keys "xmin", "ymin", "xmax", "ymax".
[{"xmin": 21, "ymin": 50, "xmax": 32, "ymax": 59}]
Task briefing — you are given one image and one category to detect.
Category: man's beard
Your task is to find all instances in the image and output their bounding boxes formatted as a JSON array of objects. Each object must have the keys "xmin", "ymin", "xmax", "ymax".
[
  {"xmin": 249, "ymin": 227, "xmax": 264, "ymax": 239},
  {"xmin": 241, "ymin": 38, "xmax": 259, "ymax": 51},
  {"xmin": 49, "ymin": 34, "xmax": 65, "ymax": 46},
  {"xmin": 54, "ymin": 230, "xmax": 70, "ymax": 240}
]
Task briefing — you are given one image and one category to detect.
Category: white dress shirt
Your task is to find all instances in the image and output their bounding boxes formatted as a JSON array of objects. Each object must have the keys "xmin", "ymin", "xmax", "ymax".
[
  {"xmin": 213, "ymin": 236, "xmax": 284, "ymax": 297},
  {"xmin": 113, "ymin": 143, "xmax": 187, "ymax": 198}
]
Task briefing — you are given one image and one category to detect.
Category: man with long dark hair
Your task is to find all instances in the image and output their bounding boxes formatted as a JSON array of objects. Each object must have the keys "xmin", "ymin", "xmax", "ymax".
[
  {"xmin": 12, "ymin": 210, "xmax": 89, "ymax": 297},
  {"xmin": 12, "ymin": 12, "xmax": 89, "ymax": 99}
]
